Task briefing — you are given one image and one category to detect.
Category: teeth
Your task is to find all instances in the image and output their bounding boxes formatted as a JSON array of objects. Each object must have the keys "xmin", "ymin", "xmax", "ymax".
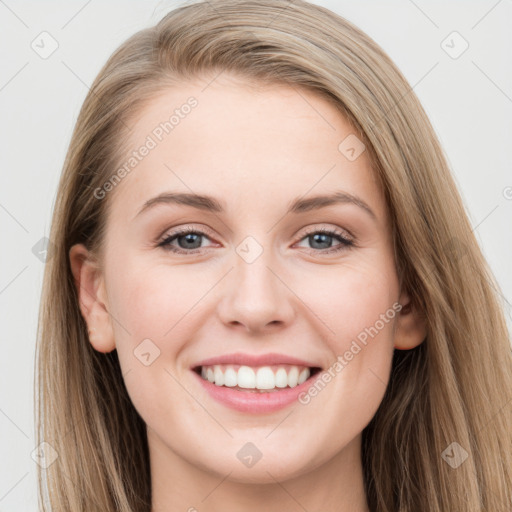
[
  {"xmin": 275, "ymin": 368, "xmax": 288, "ymax": 388},
  {"xmin": 256, "ymin": 367, "xmax": 275, "ymax": 389},
  {"xmin": 287, "ymin": 367, "xmax": 299, "ymax": 387},
  {"xmin": 198, "ymin": 364, "xmax": 312, "ymax": 391},
  {"xmin": 298, "ymin": 368, "xmax": 309, "ymax": 384},
  {"xmin": 238, "ymin": 366, "xmax": 256, "ymax": 388},
  {"xmin": 214, "ymin": 366, "xmax": 224, "ymax": 386},
  {"xmin": 223, "ymin": 367, "xmax": 237, "ymax": 387}
]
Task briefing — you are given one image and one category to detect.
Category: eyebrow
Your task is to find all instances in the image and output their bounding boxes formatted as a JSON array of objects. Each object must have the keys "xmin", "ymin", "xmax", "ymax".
[{"xmin": 135, "ymin": 190, "xmax": 376, "ymax": 221}]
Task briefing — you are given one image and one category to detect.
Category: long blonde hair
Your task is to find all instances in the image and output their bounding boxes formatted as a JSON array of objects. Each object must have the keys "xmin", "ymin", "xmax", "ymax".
[{"xmin": 35, "ymin": 0, "xmax": 512, "ymax": 510}]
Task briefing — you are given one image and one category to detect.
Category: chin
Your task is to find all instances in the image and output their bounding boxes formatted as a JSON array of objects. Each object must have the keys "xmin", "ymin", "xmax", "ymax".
[{"xmin": 198, "ymin": 446, "xmax": 317, "ymax": 484}]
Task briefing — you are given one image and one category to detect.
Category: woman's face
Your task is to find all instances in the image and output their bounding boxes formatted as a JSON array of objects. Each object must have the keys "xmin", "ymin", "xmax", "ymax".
[{"xmin": 71, "ymin": 74, "xmax": 425, "ymax": 485}]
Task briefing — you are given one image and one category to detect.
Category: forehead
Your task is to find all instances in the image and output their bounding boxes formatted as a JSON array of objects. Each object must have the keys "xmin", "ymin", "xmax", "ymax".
[{"xmin": 107, "ymin": 74, "xmax": 386, "ymax": 225}]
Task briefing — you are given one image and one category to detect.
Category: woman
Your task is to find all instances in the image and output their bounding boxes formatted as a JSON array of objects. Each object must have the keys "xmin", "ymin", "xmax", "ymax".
[{"xmin": 35, "ymin": 0, "xmax": 512, "ymax": 510}]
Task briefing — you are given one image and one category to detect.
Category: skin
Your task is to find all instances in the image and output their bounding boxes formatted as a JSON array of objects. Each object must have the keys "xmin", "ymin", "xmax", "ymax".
[{"xmin": 70, "ymin": 73, "xmax": 427, "ymax": 512}]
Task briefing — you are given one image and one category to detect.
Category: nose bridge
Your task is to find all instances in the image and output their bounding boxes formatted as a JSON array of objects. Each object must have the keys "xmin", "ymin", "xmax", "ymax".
[
  {"xmin": 217, "ymin": 237, "xmax": 294, "ymax": 332},
  {"xmin": 235, "ymin": 247, "xmax": 277, "ymax": 298}
]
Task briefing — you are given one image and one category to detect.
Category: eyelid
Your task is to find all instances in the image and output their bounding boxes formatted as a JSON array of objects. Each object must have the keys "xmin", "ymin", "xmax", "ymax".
[
  {"xmin": 157, "ymin": 223, "xmax": 217, "ymax": 243},
  {"xmin": 298, "ymin": 224, "xmax": 354, "ymax": 242}
]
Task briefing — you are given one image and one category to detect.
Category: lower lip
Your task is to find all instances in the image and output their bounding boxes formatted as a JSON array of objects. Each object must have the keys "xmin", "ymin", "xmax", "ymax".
[{"xmin": 191, "ymin": 370, "xmax": 322, "ymax": 413}]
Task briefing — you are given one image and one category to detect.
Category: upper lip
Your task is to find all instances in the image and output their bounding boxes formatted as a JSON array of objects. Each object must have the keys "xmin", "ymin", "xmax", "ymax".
[{"xmin": 192, "ymin": 352, "xmax": 322, "ymax": 369}]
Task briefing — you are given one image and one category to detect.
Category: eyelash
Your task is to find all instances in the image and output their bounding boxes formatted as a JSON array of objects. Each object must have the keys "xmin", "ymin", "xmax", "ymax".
[{"xmin": 156, "ymin": 225, "xmax": 355, "ymax": 256}]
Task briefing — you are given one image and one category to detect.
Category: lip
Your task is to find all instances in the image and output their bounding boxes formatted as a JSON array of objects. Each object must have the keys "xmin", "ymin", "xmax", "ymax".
[
  {"xmin": 192, "ymin": 352, "xmax": 321, "ymax": 369},
  {"xmin": 191, "ymin": 366, "xmax": 323, "ymax": 414}
]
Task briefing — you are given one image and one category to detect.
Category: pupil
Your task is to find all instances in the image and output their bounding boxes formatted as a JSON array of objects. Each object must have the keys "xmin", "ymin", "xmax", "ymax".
[
  {"xmin": 311, "ymin": 233, "xmax": 331, "ymax": 249},
  {"xmin": 180, "ymin": 233, "xmax": 201, "ymax": 249}
]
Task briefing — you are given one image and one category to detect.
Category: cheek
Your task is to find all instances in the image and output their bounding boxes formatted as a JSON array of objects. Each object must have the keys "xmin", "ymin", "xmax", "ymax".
[
  {"xmin": 297, "ymin": 261, "xmax": 397, "ymax": 401},
  {"xmin": 108, "ymin": 260, "xmax": 205, "ymax": 342},
  {"xmin": 105, "ymin": 262, "xmax": 199, "ymax": 423},
  {"xmin": 298, "ymin": 259, "xmax": 398, "ymax": 345}
]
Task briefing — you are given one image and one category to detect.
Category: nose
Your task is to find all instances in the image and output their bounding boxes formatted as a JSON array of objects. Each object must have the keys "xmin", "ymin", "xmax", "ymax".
[{"xmin": 217, "ymin": 248, "xmax": 295, "ymax": 335}]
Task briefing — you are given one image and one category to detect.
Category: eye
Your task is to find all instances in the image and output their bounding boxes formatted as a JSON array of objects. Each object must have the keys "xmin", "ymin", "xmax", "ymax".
[
  {"xmin": 157, "ymin": 225, "xmax": 355, "ymax": 255},
  {"xmin": 294, "ymin": 226, "xmax": 354, "ymax": 255},
  {"xmin": 157, "ymin": 226, "xmax": 217, "ymax": 254}
]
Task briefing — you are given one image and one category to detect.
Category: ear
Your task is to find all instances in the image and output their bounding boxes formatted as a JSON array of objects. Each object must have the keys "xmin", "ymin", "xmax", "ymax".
[
  {"xmin": 69, "ymin": 243, "xmax": 116, "ymax": 353},
  {"xmin": 394, "ymin": 289, "xmax": 427, "ymax": 350}
]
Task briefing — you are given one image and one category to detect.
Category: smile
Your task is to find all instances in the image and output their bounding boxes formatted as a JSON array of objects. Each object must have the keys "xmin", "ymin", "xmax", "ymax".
[
  {"xmin": 194, "ymin": 364, "xmax": 322, "ymax": 392},
  {"xmin": 191, "ymin": 353, "xmax": 324, "ymax": 413}
]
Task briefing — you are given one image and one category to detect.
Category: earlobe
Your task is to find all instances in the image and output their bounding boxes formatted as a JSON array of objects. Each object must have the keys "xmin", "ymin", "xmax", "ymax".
[
  {"xmin": 69, "ymin": 243, "xmax": 116, "ymax": 353},
  {"xmin": 394, "ymin": 290, "xmax": 427, "ymax": 350}
]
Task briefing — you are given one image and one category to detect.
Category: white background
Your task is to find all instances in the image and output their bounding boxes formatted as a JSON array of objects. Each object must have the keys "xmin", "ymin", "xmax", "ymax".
[{"xmin": 1, "ymin": 0, "xmax": 511, "ymax": 509}]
